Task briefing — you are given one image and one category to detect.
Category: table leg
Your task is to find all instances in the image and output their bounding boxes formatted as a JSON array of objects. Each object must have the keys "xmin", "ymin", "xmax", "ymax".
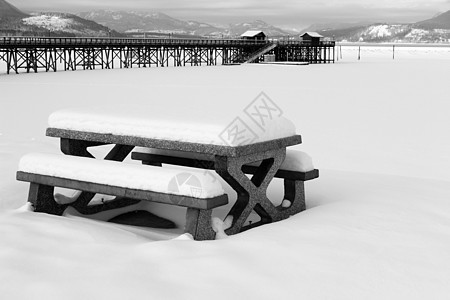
[
  {"xmin": 215, "ymin": 148, "xmax": 287, "ymax": 235},
  {"xmin": 185, "ymin": 208, "xmax": 216, "ymax": 240},
  {"xmin": 28, "ymin": 183, "xmax": 66, "ymax": 215},
  {"xmin": 282, "ymin": 179, "xmax": 306, "ymax": 213}
]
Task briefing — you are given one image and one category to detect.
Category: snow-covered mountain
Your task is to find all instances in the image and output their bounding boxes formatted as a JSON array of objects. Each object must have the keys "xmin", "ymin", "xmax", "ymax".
[
  {"xmin": 321, "ymin": 23, "xmax": 450, "ymax": 43},
  {"xmin": 0, "ymin": 8, "xmax": 122, "ymax": 37},
  {"xmin": 77, "ymin": 10, "xmax": 224, "ymax": 37},
  {"xmin": 313, "ymin": 10, "xmax": 450, "ymax": 43},
  {"xmin": 20, "ymin": 12, "xmax": 122, "ymax": 37},
  {"xmin": 0, "ymin": 0, "xmax": 122, "ymax": 37},
  {"xmin": 77, "ymin": 10, "xmax": 292, "ymax": 38},
  {"xmin": 3, "ymin": 0, "xmax": 450, "ymax": 42}
]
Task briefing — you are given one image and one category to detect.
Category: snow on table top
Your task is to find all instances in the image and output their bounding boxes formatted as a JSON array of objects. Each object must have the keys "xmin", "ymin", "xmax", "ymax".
[
  {"xmin": 48, "ymin": 105, "xmax": 296, "ymax": 147},
  {"xmin": 18, "ymin": 153, "xmax": 225, "ymax": 199},
  {"xmin": 253, "ymin": 149, "xmax": 314, "ymax": 172},
  {"xmin": 285, "ymin": 149, "xmax": 314, "ymax": 172}
]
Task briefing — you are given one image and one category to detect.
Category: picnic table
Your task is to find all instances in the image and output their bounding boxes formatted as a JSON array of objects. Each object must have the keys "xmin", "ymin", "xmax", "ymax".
[{"xmin": 17, "ymin": 108, "xmax": 318, "ymax": 240}]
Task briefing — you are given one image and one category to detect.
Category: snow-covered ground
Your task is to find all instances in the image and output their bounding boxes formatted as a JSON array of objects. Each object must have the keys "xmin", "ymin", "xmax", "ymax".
[{"xmin": 1, "ymin": 46, "xmax": 450, "ymax": 299}]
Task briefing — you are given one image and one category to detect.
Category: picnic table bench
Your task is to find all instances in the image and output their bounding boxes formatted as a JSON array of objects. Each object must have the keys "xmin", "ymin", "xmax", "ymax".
[
  {"xmin": 17, "ymin": 153, "xmax": 227, "ymax": 240},
  {"xmin": 16, "ymin": 109, "xmax": 318, "ymax": 240}
]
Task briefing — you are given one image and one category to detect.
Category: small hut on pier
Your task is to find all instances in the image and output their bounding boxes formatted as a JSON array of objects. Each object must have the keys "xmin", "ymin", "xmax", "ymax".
[
  {"xmin": 241, "ymin": 30, "xmax": 267, "ymax": 41},
  {"xmin": 301, "ymin": 32, "xmax": 323, "ymax": 45}
]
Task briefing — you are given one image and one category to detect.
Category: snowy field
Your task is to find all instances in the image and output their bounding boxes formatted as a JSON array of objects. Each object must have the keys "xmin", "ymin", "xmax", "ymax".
[{"xmin": 1, "ymin": 45, "xmax": 450, "ymax": 299}]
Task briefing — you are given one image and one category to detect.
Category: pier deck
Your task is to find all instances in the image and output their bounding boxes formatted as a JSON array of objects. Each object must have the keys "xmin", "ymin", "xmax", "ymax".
[{"xmin": 0, "ymin": 37, "xmax": 335, "ymax": 74}]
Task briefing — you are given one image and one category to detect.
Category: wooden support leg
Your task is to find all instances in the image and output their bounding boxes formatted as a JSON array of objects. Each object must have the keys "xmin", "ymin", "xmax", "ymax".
[
  {"xmin": 185, "ymin": 208, "xmax": 216, "ymax": 240},
  {"xmin": 28, "ymin": 183, "xmax": 66, "ymax": 215}
]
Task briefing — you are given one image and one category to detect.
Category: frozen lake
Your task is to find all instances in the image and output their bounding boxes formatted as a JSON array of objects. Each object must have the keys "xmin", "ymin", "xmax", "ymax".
[{"xmin": 1, "ymin": 44, "xmax": 450, "ymax": 299}]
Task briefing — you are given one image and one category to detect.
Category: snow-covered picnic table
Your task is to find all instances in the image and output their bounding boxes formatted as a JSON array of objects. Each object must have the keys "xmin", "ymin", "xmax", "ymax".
[{"xmin": 18, "ymin": 108, "xmax": 318, "ymax": 239}]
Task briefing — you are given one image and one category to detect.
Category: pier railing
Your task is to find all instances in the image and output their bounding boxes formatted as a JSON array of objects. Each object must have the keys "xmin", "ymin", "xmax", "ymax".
[
  {"xmin": 0, "ymin": 36, "xmax": 335, "ymax": 48},
  {"xmin": 0, "ymin": 37, "xmax": 269, "ymax": 48}
]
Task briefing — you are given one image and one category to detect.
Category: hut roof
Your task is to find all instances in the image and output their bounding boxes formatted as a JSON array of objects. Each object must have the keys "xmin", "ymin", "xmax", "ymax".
[
  {"xmin": 302, "ymin": 32, "xmax": 324, "ymax": 38},
  {"xmin": 240, "ymin": 30, "xmax": 266, "ymax": 38}
]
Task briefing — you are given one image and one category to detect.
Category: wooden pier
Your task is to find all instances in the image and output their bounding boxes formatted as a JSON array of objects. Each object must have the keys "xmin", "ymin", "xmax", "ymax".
[{"xmin": 0, "ymin": 37, "xmax": 335, "ymax": 74}]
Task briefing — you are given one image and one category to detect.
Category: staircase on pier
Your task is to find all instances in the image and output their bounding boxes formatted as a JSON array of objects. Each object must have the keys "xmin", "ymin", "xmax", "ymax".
[{"xmin": 244, "ymin": 42, "xmax": 278, "ymax": 63}]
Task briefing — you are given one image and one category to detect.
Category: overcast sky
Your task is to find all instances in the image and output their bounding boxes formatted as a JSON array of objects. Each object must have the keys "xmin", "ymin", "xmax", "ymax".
[{"xmin": 12, "ymin": 0, "xmax": 450, "ymax": 30}]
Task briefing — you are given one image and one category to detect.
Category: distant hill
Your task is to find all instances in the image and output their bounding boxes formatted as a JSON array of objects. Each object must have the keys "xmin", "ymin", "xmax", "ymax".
[
  {"xmin": 77, "ymin": 10, "xmax": 292, "ymax": 38},
  {"xmin": 301, "ymin": 21, "xmax": 373, "ymax": 33},
  {"xmin": 318, "ymin": 24, "xmax": 411, "ymax": 42},
  {"xmin": 77, "ymin": 10, "xmax": 223, "ymax": 37},
  {"xmin": 228, "ymin": 20, "xmax": 292, "ymax": 37},
  {"xmin": 415, "ymin": 10, "xmax": 450, "ymax": 30},
  {"xmin": 21, "ymin": 12, "xmax": 122, "ymax": 37},
  {"xmin": 0, "ymin": 0, "xmax": 28, "ymax": 19},
  {"xmin": 3, "ymin": 2, "xmax": 450, "ymax": 42},
  {"xmin": 0, "ymin": 5, "xmax": 123, "ymax": 37},
  {"xmin": 315, "ymin": 10, "xmax": 450, "ymax": 43}
]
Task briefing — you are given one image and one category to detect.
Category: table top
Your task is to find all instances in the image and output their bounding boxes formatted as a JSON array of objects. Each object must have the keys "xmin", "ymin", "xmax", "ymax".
[
  {"xmin": 46, "ymin": 127, "xmax": 302, "ymax": 157},
  {"xmin": 47, "ymin": 108, "xmax": 297, "ymax": 148}
]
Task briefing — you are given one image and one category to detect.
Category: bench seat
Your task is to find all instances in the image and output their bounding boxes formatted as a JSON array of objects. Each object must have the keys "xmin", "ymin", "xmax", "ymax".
[{"xmin": 17, "ymin": 153, "xmax": 229, "ymax": 240}]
